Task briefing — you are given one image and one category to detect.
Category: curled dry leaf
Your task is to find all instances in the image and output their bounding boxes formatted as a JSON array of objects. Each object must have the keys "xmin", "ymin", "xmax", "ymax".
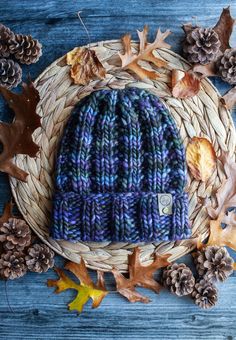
[
  {"xmin": 119, "ymin": 25, "xmax": 171, "ymax": 80},
  {"xmin": 221, "ymin": 86, "xmax": 236, "ymax": 110},
  {"xmin": 213, "ymin": 6, "xmax": 235, "ymax": 53},
  {"xmin": 67, "ymin": 47, "xmax": 106, "ymax": 86},
  {"xmin": 207, "ymin": 152, "xmax": 236, "ymax": 219},
  {"xmin": 48, "ymin": 259, "xmax": 108, "ymax": 313},
  {"xmin": 186, "ymin": 137, "xmax": 216, "ymax": 182},
  {"xmin": 171, "ymin": 70, "xmax": 200, "ymax": 98},
  {"xmin": 197, "ymin": 152, "xmax": 236, "ymax": 251},
  {"xmin": 112, "ymin": 247, "xmax": 170, "ymax": 303},
  {"xmin": 0, "ymin": 81, "xmax": 41, "ymax": 181}
]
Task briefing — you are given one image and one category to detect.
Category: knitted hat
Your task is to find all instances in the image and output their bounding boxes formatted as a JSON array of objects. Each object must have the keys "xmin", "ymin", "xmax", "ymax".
[{"xmin": 52, "ymin": 88, "xmax": 190, "ymax": 242}]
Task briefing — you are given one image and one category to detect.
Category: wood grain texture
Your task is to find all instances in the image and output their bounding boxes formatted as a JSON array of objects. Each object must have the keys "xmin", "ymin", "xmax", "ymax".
[{"xmin": 0, "ymin": 1, "xmax": 236, "ymax": 339}]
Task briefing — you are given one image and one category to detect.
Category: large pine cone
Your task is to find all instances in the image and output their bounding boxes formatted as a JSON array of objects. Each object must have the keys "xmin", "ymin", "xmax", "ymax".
[
  {"xmin": 0, "ymin": 58, "xmax": 22, "ymax": 89},
  {"xmin": 0, "ymin": 23, "xmax": 14, "ymax": 57},
  {"xmin": 0, "ymin": 218, "xmax": 31, "ymax": 251},
  {"xmin": 194, "ymin": 246, "xmax": 234, "ymax": 282},
  {"xmin": 162, "ymin": 263, "xmax": 195, "ymax": 296},
  {"xmin": 183, "ymin": 27, "xmax": 220, "ymax": 65},
  {"xmin": 0, "ymin": 251, "xmax": 27, "ymax": 279},
  {"xmin": 25, "ymin": 243, "xmax": 54, "ymax": 273},
  {"xmin": 9, "ymin": 34, "xmax": 42, "ymax": 65},
  {"xmin": 192, "ymin": 279, "xmax": 218, "ymax": 309},
  {"xmin": 217, "ymin": 48, "xmax": 236, "ymax": 85}
]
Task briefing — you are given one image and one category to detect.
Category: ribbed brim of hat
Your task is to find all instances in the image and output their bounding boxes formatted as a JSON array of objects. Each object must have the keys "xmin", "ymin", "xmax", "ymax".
[{"xmin": 52, "ymin": 191, "xmax": 190, "ymax": 242}]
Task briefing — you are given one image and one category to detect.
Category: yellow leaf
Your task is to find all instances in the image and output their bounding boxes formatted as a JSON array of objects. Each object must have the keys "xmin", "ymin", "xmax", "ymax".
[
  {"xmin": 186, "ymin": 137, "xmax": 216, "ymax": 182},
  {"xmin": 66, "ymin": 47, "xmax": 106, "ymax": 85},
  {"xmin": 119, "ymin": 25, "xmax": 171, "ymax": 80},
  {"xmin": 47, "ymin": 259, "xmax": 108, "ymax": 314}
]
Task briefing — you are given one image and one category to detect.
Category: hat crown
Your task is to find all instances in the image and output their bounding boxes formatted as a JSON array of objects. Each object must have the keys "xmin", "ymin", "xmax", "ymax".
[{"xmin": 56, "ymin": 88, "xmax": 186, "ymax": 196}]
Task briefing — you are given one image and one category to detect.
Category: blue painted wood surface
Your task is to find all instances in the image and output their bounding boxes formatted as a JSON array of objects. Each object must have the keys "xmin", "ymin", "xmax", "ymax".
[{"xmin": 0, "ymin": 1, "xmax": 236, "ymax": 339}]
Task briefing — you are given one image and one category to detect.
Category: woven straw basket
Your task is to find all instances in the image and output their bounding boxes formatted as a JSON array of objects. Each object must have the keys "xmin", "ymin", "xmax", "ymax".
[{"xmin": 9, "ymin": 40, "xmax": 236, "ymax": 272}]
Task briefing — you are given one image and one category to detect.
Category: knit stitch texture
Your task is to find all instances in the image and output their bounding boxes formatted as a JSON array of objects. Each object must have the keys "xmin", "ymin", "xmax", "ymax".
[{"xmin": 52, "ymin": 88, "xmax": 190, "ymax": 242}]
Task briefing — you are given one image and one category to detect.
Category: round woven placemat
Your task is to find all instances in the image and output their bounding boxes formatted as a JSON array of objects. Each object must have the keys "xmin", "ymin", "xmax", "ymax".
[{"xmin": 9, "ymin": 39, "xmax": 236, "ymax": 272}]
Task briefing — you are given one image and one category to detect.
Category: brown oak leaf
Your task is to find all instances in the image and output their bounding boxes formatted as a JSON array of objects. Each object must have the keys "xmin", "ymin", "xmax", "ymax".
[
  {"xmin": 171, "ymin": 69, "xmax": 200, "ymax": 98},
  {"xmin": 67, "ymin": 47, "xmax": 106, "ymax": 85},
  {"xmin": 221, "ymin": 86, "xmax": 236, "ymax": 110},
  {"xmin": 186, "ymin": 137, "xmax": 216, "ymax": 181},
  {"xmin": 48, "ymin": 259, "xmax": 108, "ymax": 313},
  {"xmin": 119, "ymin": 25, "xmax": 171, "ymax": 80},
  {"xmin": 112, "ymin": 247, "xmax": 170, "ymax": 303},
  {"xmin": 0, "ymin": 81, "xmax": 41, "ymax": 181}
]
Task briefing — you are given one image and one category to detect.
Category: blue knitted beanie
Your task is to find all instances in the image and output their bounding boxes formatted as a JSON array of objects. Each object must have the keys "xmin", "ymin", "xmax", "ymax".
[{"xmin": 52, "ymin": 88, "xmax": 190, "ymax": 242}]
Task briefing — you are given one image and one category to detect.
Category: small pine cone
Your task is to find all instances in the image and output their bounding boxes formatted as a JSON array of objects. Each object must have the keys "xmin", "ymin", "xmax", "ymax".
[
  {"xmin": 183, "ymin": 27, "xmax": 220, "ymax": 65},
  {"xmin": 0, "ymin": 251, "xmax": 27, "ymax": 279},
  {"xmin": 25, "ymin": 243, "xmax": 54, "ymax": 273},
  {"xmin": 194, "ymin": 246, "xmax": 234, "ymax": 282},
  {"xmin": 9, "ymin": 34, "xmax": 42, "ymax": 65},
  {"xmin": 0, "ymin": 23, "xmax": 14, "ymax": 57},
  {"xmin": 217, "ymin": 48, "xmax": 236, "ymax": 85},
  {"xmin": 162, "ymin": 263, "xmax": 195, "ymax": 296},
  {"xmin": 192, "ymin": 279, "xmax": 218, "ymax": 309},
  {"xmin": 0, "ymin": 58, "xmax": 22, "ymax": 89},
  {"xmin": 0, "ymin": 218, "xmax": 31, "ymax": 251}
]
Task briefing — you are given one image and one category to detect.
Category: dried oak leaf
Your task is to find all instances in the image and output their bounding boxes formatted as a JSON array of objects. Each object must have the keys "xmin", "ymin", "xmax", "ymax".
[
  {"xmin": 112, "ymin": 247, "xmax": 170, "ymax": 303},
  {"xmin": 67, "ymin": 47, "xmax": 106, "ymax": 86},
  {"xmin": 0, "ymin": 81, "xmax": 41, "ymax": 181},
  {"xmin": 186, "ymin": 137, "xmax": 216, "ymax": 182},
  {"xmin": 213, "ymin": 6, "xmax": 235, "ymax": 53},
  {"xmin": 221, "ymin": 86, "xmax": 236, "ymax": 110},
  {"xmin": 171, "ymin": 69, "xmax": 200, "ymax": 98},
  {"xmin": 47, "ymin": 259, "xmax": 108, "ymax": 313},
  {"xmin": 119, "ymin": 25, "xmax": 171, "ymax": 80}
]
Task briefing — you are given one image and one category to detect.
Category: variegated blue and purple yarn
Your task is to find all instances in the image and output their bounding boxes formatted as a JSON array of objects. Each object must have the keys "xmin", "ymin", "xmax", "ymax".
[{"xmin": 52, "ymin": 88, "xmax": 190, "ymax": 242}]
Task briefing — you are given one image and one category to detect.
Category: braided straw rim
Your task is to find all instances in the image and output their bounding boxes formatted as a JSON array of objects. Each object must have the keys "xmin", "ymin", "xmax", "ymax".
[{"xmin": 9, "ymin": 39, "xmax": 236, "ymax": 272}]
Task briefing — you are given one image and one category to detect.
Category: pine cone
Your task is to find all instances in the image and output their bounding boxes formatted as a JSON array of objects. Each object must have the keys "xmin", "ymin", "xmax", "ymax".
[
  {"xmin": 183, "ymin": 27, "xmax": 220, "ymax": 65},
  {"xmin": 0, "ymin": 218, "xmax": 31, "ymax": 251},
  {"xmin": 0, "ymin": 23, "xmax": 14, "ymax": 57},
  {"xmin": 162, "ymin": 263, "xmax": 195, "ymax": 296},
  {"xmin": 217, "ymin": 48, "xmax": 236, "ymax": 85},
  {"xmin": 0, "ymin": 251, "xmax": 27, "ymax": 279},
  {"xmin": 25, "ymin": 243, "xmax": 54, "ymax": 273},
  {"xmin": 192, "ymin": 279, "xmax": 218, "ymax": 309},
  {"xmin": 9, "ymin": 34, "xmax": 42, "ymax": 65},
  {"xmin": 0, "ymin": 58, "xmax": 22, "ymax": 89},
  {"xmin": 194, "ymin": 246, "xmax": 233, "ymax": 282}
]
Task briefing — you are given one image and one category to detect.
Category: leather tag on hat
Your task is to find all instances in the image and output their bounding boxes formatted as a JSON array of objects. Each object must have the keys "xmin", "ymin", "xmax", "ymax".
[{"xmin": 158, "ymin": 194, "xmax": 173, "ymax": 216}]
